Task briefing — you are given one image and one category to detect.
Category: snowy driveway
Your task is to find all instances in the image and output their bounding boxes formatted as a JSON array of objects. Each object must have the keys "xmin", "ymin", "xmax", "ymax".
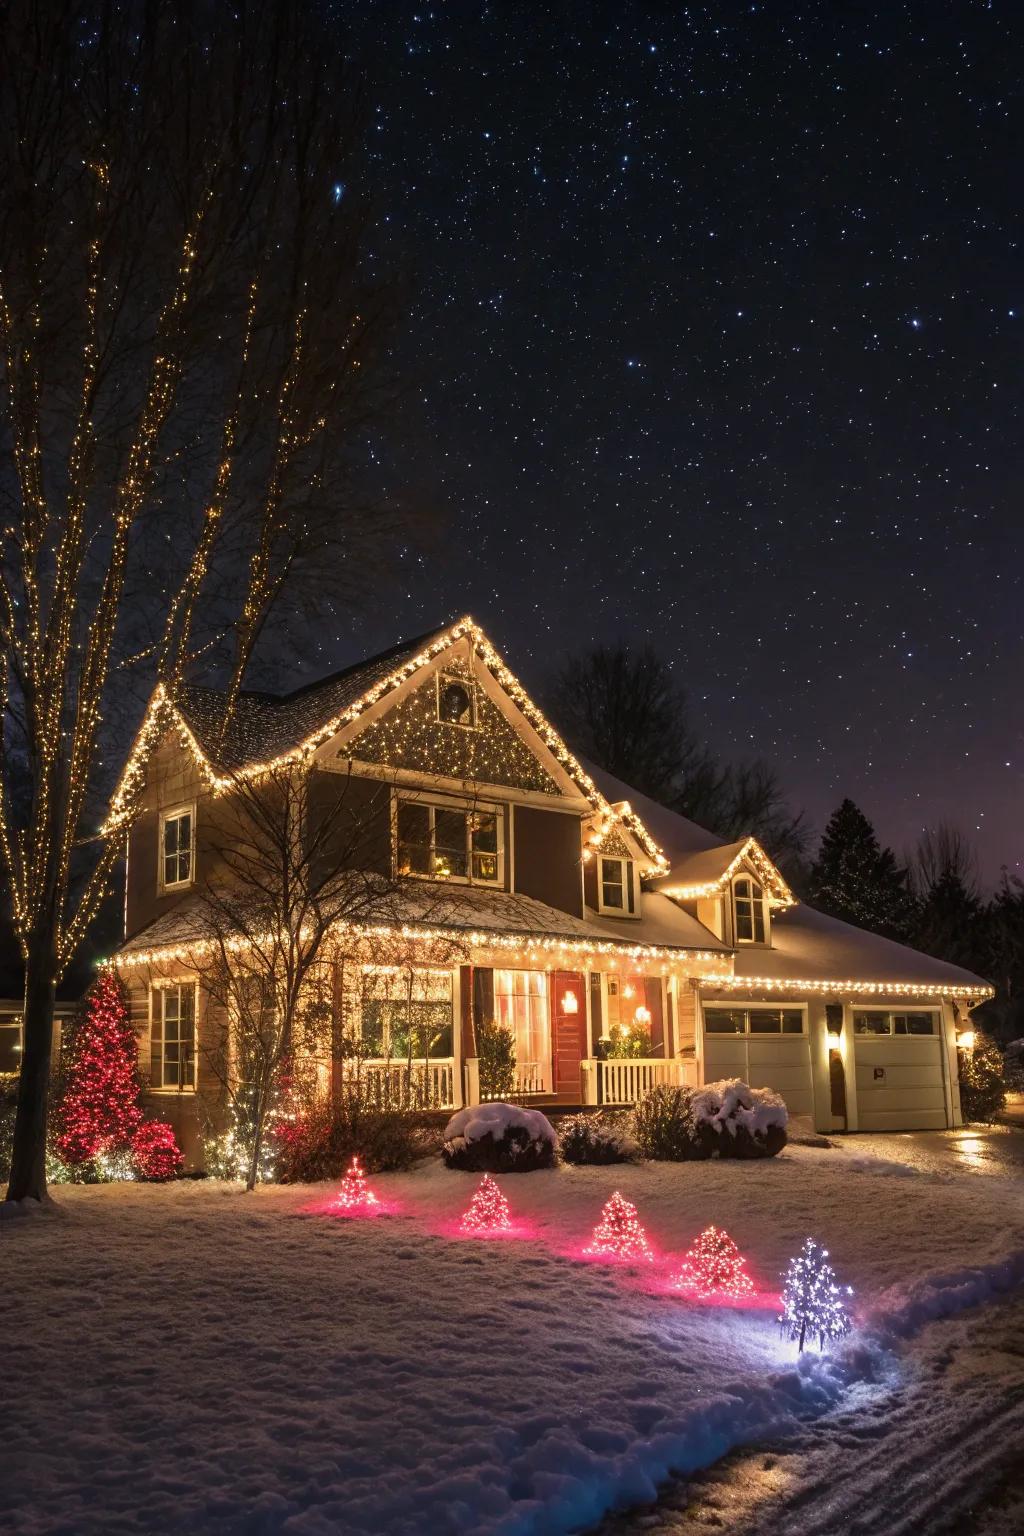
[{"xmin": 3, "ymin": 1138, "xmax": 1023, "ymax": 1536}]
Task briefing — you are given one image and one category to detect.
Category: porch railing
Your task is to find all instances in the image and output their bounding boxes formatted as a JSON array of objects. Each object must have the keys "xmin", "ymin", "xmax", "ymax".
[
  {"xmin": 340, "ymin": 1058, "xmax": 458, "ymax": 1110},
  {"xmin": 590, "ymin": 1057, "xmax": 697, "ymax": 1107}
]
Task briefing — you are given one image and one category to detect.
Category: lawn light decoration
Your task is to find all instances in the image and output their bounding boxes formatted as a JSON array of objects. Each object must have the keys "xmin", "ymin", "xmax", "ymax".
[
  {"xmin": 671, "ymin": 1225, "xmax": 755, "ymax": 1300},
  {"xmin": 780, "ymin": 1238, "xmax": 853, "ymax": 1352},
  {"xmin": 460, "ymin": 1174, "xmax": 512, "ymax": 1234},
  {"xmin": 584, "ymin": 1191, "xmax": 653, "ymax": 1262},
  {"xmin": 333, "ymin": 1155, "xmax": 379, "ymax": 1212}
]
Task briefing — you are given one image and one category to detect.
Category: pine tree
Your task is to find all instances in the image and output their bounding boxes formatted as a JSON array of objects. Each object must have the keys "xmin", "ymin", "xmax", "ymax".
[
  {"xmin": 957, "ymin": 1033, "xmax": 1006, "ymax": 1123},
  {"xmin": 809, "ymin": 800, "xmax": 916, "ymax": 940},
  {"xmin": 780, "ymin": 1238, "xmax": 853, "ymax": 1352},
  {"xmin": 584, "ymin": 1191, "xmax": 653, "ymax": 1261},
  {"xmin": 671, "ymin": 1225, "xmax": 755, "ymax": 1299},
  {"xmin": 54, "ymin": 971, "xmax": 144, "ymax": 1166},
  {"xmin": 460, "ymin": 1173, "xmax": 512, "ymax": 1233}
]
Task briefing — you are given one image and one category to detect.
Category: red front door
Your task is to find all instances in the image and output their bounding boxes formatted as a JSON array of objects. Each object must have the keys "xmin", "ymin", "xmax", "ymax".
[{"xmin": 551, "ymin": 971, "xmax": 586, "ymax": 1099}]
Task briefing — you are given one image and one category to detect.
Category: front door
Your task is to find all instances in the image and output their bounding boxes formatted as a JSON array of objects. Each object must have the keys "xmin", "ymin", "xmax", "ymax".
[{"xmin": 552, "ymin": 971, "xmax": 586, "ymax": 1100}]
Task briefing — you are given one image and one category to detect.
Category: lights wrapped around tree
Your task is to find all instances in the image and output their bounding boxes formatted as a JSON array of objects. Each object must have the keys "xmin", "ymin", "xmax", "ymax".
[
  {"xmin": 780, "ymin": 1238, "xmax": 853, "ymax": 1353},
  {"xmin": 671, "ymin": 1225, "xmax": 754, "ymax": 1300},
  {"xmin": 332, "ymin": 1155, "xmax": 379, "ymax": 1213},
  {"xmin": 584, "ymin": 1191, "xmax": 653, "ymax": 1262},
  {"xmin": 460, "ymin": 1173, "xmax": 512, "ymax": 1234}
]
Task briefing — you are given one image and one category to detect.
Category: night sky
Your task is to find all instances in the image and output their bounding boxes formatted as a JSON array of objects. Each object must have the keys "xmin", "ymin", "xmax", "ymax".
[{"xmin": 319, "ymin": 2, "xmax": 1023, "ymax": 885}]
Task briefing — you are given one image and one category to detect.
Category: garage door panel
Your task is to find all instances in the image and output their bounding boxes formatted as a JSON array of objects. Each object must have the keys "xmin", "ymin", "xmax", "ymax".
[
  {"xmin": 855, "ymin": 1061, "xmax": 942, "ymax": 1091},
  {"xmin": 703, "ymin": 1040, "xmax": 747, "ymax": 1074},
  {"xmin": 854, "ymin": 1038, "xmax": 947, "ymax": 1131},
  {"xmin": 704, "ymin": 1036, "xmax": 814, "ymax": 1117}
]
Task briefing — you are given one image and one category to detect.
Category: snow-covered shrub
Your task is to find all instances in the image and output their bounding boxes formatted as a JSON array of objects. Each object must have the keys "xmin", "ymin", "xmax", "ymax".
[
  {"xmin": 558, "ymin": 1111, "xmax": 638, "ymax": 1165},
  {"xmin": 632, "ymin": 1080, "xmax": 787, "ymax": 1160},
  {"xmin": 958, "ymin": 1033, "xmax": 1006, "ymax": 1122},
  {"xmin": 273, "ymin": 1096, "xmax": 429, "ymax": 1181},
  {"xmin": 442, "ymin": 1103, "xmax": 556, "ymax": 1172},
  {"xmin": 691, "ymin": 1079, "xmax": 788, "ymax": 1158}
]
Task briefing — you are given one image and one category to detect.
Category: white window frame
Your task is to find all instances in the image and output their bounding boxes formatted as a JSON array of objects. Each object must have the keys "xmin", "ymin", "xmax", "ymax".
[
  {"xmin": 435, "ymin": 671, "xmax": 479, "ymax": 730},
  {"xmin": 852, "ymin": 1008, "xmax": 939, "ymax": 1038},
  {"xmin": 731, "ymin": 874, "xmax": 769, "ymax": 945},
  {"xmin": 151, "ymin": 980, "xmax": 198, "ymax": 1092},
  {"xmin": 159, "ymin": 802, "xmax": 196, "ymax": 891},
  {"xmin": 597, "ymin": 854, "xmax": 637, "ymax": 917},
  {"xmin": 392, "ymin": 791, "xmax": 504, "ymax": 886},
  {"xmin": 703, "ymin": 1004, "xmax": 807, "ymax": 1036}
]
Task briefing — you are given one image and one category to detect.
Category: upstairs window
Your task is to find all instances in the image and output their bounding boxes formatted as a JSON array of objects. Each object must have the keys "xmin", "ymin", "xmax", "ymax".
[
  {"xmin": 436, "ymin": 672, "xmax": 477, "ymax": 728},
  {"xmin": 732, "ymin": 876, "xmax": 768, "ymax": 944},
  {"xmin": 160, "ymin": 806, "xmax": 194, "ymax": 890},
  {"xmin": 598, "ymin": 855, "xmax": 636, "ymax": 916},
  {"xmin": 395, "ymin": 797, "xmax": 501, "ymax": 884},
  {"xmin": 853, "ymin": 1010, "xmax": 936, "ymax": 1037}
]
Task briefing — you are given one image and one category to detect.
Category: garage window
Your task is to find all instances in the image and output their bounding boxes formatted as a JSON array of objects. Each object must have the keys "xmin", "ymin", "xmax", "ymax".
[
  {"xmin": 705, "ymin": 1007, "xmax": 804, "ymax": 1035},
  {"xmin": 854, "ymin": 1010, "xmax": 936, "ymax": 1037}
]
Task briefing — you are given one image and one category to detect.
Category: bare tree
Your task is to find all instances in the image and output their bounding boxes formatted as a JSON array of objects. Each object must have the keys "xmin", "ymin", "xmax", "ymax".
[
  {"xmin": 184, "ymin": 763, "xmax": 467, "ymax": 1190},
  {"xmin": 0, "ymin": 2, "xmax": 401, "ymax": 1201}
]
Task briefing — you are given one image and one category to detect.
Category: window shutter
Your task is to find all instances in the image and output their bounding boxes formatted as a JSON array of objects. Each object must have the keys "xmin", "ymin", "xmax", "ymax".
[
  {"xmin": 627, "ymin": 862, "xmax": 636, "ymax": 913},
  {"xmin": 471, "ymin": 967, "xmax": 494, "ymax": 1039},
  {"xmin": 150, "ymin": 992, "xmax": 163, "ymax": 1087}
]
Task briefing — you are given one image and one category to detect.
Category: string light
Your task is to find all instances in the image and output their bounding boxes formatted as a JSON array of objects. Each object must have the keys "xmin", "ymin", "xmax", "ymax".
[
  {"xmin": 332, "ymin": 1154, "xmax": 379, "ymax": 1212},
  {"xmin": 670, "ymin": 1225, "xmax": 755, "ymax": 1300},
  {"xmin": 584, "ymin": 1190, "xmax": 653, "ymax": 1261},
  {"xmin": 780, "ymin": 1238, "xmax": 853, "ymax": 1353},
  {"xmin": 701, "ymin": 973, "xmax": 990, "ymax": 1000},
  {"xmin": 459, "ymin": 1173, "xmax": 512, "ymax": 1233}
]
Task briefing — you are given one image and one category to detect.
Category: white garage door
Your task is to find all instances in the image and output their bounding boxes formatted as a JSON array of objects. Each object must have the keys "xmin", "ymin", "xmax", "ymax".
[
  {"xmin": 854, "ymin": 1036, "xmax": 948, "ymax": 1131},
  {"xmin": 702, "ymin": 1032, "xmax": 815, "ymax": 1118}
]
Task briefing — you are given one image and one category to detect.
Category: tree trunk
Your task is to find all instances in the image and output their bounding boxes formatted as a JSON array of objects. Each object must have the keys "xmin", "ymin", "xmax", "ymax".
[{"xmin": 5, "ymin": 943, "xmax": 58, "ymax": 1202}]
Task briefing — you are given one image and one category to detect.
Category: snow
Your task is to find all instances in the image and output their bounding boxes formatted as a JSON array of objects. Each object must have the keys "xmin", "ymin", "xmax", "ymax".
[
  {"xmin": 691, "ymin": 1079, "xmax": 788, "ymax": 1138},
  {"xmin": 444, "ymin": 1102, "xmax": 558, "ymax": 1147},
  {"xmin": 2, "ymin": 1141, "xmax": 1022, "ymax": 1536}
]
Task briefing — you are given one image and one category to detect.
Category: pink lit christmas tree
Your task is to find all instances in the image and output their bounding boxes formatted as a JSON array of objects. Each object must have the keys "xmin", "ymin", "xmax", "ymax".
[
  {"xmin": 333, "ymin": 1155, "xmax": 379, "ymax": 1212},
  {"xmin": 460, "ymin": 1174, "xmax": 512, "ymax": 1234},
  {"xmin": 584, "ymin": 1190, "xmax": 653, "ymax": 1261},
  {"xmin": 671, "ymin": 1225, "xmax": 755, "ymax": 1299}
]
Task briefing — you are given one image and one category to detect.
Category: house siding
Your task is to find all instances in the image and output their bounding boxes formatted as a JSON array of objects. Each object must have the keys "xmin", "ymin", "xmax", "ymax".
[{"xmin": 513, "ymin": 805, "xmax": 583, "ymax": 918}]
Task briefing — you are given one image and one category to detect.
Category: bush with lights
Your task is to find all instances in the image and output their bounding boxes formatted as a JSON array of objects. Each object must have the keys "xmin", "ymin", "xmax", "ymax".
[
  {"xmin": 957, "ymin": 1031, "xmax": 1006, "ymax": 1123},
  {"xmin": 460, "ymin": 1173, "xmax": 512, "ymax": 1233},
  {"xmin": 780, "ymin": 1238, "xmax": 853, "ymax": 1353},
  {"xmin": 52, "ymin": 969, "xmax": 182, "ymax": 1181},
  {"xmin": 584, "ymin": 1190, "xmax": 653, "ymax": 1262},
  {"xmin": 671, "ymin": 1225, "xmax": 755, "ymax": 1299}
]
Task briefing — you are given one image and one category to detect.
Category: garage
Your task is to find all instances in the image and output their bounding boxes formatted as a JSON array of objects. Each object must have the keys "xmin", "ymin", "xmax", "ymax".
[
  {"xmin": 701, "ymin": 1004, "xmax": 815, "ymax": 1118},
  {"xmin": 850, "ymin": 1008, "xmax": 949, "ymax": 1131}
]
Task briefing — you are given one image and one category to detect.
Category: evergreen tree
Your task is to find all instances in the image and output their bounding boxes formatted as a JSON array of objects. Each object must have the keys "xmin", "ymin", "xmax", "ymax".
[
  {"xmin": 809, "ymin": 800, "xmax": 917, "ymax": 940},
  {"xmin": 54, "ymin": 971, "xmax": 144, "ymax": 1166},
  {"xmin": 957, "ymin": 1033, "xmax": 1006, "ymax": 1123}
]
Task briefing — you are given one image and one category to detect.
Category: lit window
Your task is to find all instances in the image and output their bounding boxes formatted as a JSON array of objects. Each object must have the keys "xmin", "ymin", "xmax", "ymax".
[
  {"xmin": 732, "ymin": 876, "xmax": 767, "ymax": 943},
  {"xmin": 395, "ymin": 798, "xmax": 500, "ymax": 883},
  {"xmin": 853, "ymin": 1011, "xmax": 935, "ymax": 1037},
  {"xmin": 358, "ymin": 969, "xmax": 454, "ymax": 1060},
  {"xmin": 154, "ymin": 984, "xmax": 196, "ymax": 1090},
  {"xmin": 436, "ymin": 673, "xmax": 476, "ymax": 727},
  {"xmin": 598, "ymin": 856, "xmax": 635, "ymax": 915},
  {"xmin": 160, "ymin": 807, "xmax": 194, "ymax": 889},
  {"xmin": 493, "ymin": 970, "xmax": 550, "ymax": 1093}
]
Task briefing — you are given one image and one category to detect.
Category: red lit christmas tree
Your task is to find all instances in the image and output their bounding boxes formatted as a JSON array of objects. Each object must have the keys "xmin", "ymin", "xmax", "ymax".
[
  {"xmin": 671, "ymin": 1225, "xmax": 755, "ymax": 1299},
  {"xmin": 55, "ymin": 969, "xmax": 145, "ymax": 1165},
  {"xmin": 584, "ymin": 1190, "xmax": 653, "ymax": 1261},
  {"xmin": 460, "ymin": 1173, "xmax": 512, "ymax": 1234},
  {"xmin": 333, "ymin": 1154, "xmax": 380, "ymax": 1211}
]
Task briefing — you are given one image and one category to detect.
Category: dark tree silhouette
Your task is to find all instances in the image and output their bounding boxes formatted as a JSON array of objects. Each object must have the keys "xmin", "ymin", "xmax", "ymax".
[{"xmin": 808, "ymin": 800, "xmax": 917, "ymax": 941}]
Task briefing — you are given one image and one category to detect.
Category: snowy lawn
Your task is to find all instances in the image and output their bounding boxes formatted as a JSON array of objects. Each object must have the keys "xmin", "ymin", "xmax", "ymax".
[{"xmin": 3, "ymin": 1142, "xmax": 1023, "ymax": 1536}]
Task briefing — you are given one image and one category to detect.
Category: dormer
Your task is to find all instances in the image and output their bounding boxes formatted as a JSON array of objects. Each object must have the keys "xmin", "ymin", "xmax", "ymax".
[
  {"xmin": 651, "ymin": 835, "xmax": 794, "ymax": 948},
  {"xmin": 581, "ymin": 799, "xmax": 666, "ymax": 920}
]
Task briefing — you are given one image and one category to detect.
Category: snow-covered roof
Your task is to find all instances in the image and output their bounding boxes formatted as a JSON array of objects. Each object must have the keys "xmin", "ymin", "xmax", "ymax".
[
  {"xmin": 584, "ymin": 763, "xmax": 724, "ymax": 860},
  {"xmin": 729, "ymin": 902, "xmax": 990, "ymax": 993},
  {"xmin": 118, "ymin": 880, "xmax": 725, "ymax": 969}
]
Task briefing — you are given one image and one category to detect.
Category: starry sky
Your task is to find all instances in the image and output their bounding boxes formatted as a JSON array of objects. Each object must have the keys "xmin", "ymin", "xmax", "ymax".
[{"xmin": 319, "ymin": 2, "xmax": 1023, "ymax": 885}]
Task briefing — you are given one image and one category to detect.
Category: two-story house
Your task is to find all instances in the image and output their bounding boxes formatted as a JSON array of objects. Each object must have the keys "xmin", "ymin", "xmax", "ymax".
[{"xmin": 108, "ymin": 616, "xmax": 992, "ymax": 1162}]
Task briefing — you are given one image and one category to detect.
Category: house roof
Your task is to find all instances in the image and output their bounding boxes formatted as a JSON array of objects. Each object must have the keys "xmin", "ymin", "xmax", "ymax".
[
  {"xmin": 174, "ymin": 626, "xmax": 452, "ymax": 776},
  {"xmin": 725, "ymin": 902, "xmax": 991, "ymax": 993},
  {"xmin": 117, "ymin": 881, "xmax": 725, "ymax": 970}
]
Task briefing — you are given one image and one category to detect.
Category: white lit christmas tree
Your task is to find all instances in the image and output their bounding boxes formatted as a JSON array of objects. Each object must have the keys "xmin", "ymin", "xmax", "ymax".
[
  {"xmin": 584, "ymin": 1191, "xmax": 653, "ymax": 1261},
  {"xmin": 780, "ymin": 1238, "xmax": 852, "ymax": 1352},
  {"xmin": 333, "ymin": 1154, "xmax": 379, "ymax": 1212},
  {"xmin": 460, "ymin": 1174, "xmax": 512, "ymax": 1234},
  {"xmin": 671, "ymin": 1225, "xmax": 755, "ymax": 1299}
]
